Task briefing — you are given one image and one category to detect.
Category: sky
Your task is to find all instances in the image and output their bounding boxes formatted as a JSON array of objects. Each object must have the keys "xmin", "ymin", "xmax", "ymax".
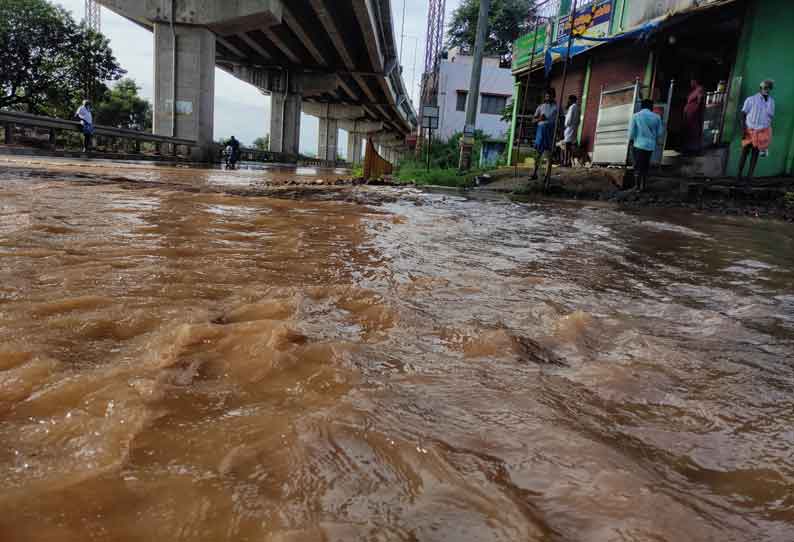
[{"xmin": 54, "ymin": 0, "xmax": 456, "ymax": 155}]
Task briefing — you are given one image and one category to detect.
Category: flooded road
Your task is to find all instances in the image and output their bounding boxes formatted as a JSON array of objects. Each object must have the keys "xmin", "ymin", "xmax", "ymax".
[{"xmin": 1, "ymin": 159, "xmax": 793, "ymax": 541}]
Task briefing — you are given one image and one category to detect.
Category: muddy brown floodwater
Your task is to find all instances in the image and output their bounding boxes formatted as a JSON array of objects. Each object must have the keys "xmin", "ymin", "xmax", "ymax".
[{"xmin": 1, "ymin": 159, "xmax": 793, "ymax": 541}]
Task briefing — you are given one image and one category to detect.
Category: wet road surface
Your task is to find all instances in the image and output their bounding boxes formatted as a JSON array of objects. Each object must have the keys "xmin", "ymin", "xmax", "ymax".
[{"xmin": 1, "ymin": 159, "xmax": 793, "ymax": 541}]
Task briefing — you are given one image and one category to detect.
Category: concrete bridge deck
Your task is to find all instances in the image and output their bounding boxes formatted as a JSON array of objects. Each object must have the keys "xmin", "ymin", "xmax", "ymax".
[{"xmin": 98, "ymin": 0, "xmax": 416, "ymax": 164}]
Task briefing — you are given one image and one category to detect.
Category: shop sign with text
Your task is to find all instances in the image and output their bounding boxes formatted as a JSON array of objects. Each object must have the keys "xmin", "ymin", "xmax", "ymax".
[{"xmin": 557, "ymin": 0, "xmax": 613, "ymax": 42}]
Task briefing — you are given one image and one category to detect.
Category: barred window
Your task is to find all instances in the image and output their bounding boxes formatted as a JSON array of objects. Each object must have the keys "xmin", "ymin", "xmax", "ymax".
[
  {"xmin": 456, "ymin": 91, "xmax": 468, "ymax": 112},
  {"xmin": 481, "ymin": 94, "xmax": 508, "ymax": 115}
]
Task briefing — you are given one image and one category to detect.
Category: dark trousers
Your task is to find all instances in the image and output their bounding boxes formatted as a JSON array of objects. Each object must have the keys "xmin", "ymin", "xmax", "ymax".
[{"xmin": 633, "ymin": 148, "xmax": 652, "ymax": 188}]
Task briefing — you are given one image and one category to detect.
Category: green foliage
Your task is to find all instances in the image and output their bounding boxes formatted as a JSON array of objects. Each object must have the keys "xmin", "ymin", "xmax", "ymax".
[
  {"xmin": 0, "ymin": 0, "xmax": 125, "ymax": 116},
  {"xmin": 446, "ymin": 0, "xmax": 535, "ymax": 65},
  {"xmin": 418, "ymin": 130, "xmax": 489, "ymax": 170},
  {"xmin": 784, "ymin": 192, "xmax": 794, "ymax": 210},
  {"xmin": 501, "ymin": 100, "xmax": 514, "ymax": 123},
  {"xmin": 351, "ymin": 164, "xmax": 364, "ymax": 178},
  {"xmin": 252, "ymin": 136, "xmax": 270, "ymax": 150},
  {"xmin": 394, "ymin": 161, "xmax": 483, "ymax": 188},
  {"xmin": 94, "ymin": 79, "xmax": 151, "ymax": 131}
]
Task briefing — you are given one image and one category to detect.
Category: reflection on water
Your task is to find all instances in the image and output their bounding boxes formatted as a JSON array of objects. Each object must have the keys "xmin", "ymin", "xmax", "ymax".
[{"xmin": 0, "ymin": 161, "xmax": 793, "ymax": 541}]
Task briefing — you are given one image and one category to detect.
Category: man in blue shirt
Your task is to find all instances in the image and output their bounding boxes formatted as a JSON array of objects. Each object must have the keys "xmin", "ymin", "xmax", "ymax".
[{"xmin": 629, "ymin": 99, "xmax": 663, "ymax": 192}]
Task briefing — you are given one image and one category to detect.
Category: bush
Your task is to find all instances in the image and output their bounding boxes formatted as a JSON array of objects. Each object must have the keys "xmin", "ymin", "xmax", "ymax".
[
  {"xmin": 394, "ymin": 160, "xmax": 483, "ymax": 188},
  {"xmin": 784, "ymin": 192, "xmax": 794, "ymax": 210}
]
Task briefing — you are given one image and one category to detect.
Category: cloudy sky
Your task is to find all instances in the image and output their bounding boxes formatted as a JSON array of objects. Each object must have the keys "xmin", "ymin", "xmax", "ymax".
[{"xmin": 55, "ymin": 0, "xmax": 456, "ymax": 156}]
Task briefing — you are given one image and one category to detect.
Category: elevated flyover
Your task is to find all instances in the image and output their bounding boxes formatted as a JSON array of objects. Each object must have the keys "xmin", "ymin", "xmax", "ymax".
[{"xmin": 98, "ymin": 0, "xmax": 417, "ymax": 161}]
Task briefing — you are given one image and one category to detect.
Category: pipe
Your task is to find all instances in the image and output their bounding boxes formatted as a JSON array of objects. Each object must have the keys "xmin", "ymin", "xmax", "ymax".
[
  {"xmin": 400, "ymin": 0, "xmax": 406, "ymax": 65},
  {"xmin": 545, "ymin": 0, "xmax": 579, "ymax": 191},
  {"xmin": 280, "ymin": 70, "xmax": 289, "ymax": 153},
  {"xmin": 170, "ymin": 0, "xmax": 177, "ymax": 137}
]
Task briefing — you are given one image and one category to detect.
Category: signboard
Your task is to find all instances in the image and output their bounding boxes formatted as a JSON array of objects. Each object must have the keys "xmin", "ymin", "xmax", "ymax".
[
  {"xmin": 422, "ymin": 105, "xmax": 440, "ymax": 118},
  {"xmin": 422, "ymin": 116, "xmax": 439, "ymax": 129},
  {"xmin": 422, "ymin": 105, "xmax": 439, "ymax": 130},
  {"xmin": 512, "ymin": 26, "xmax": 547, "ymax": 70},
  {"xmin": 557, "ymin": 0, "xmax": 613, "ymax": 42}
]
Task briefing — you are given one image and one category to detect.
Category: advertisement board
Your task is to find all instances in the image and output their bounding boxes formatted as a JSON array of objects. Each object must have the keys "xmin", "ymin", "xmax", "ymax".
[
  {"xmin": 557, "ymin": 0, "xmax": 613, "ymax": 42},
  {"xmin": 512, "ymin": 26, "xmax": 547, "ymax": 70}
]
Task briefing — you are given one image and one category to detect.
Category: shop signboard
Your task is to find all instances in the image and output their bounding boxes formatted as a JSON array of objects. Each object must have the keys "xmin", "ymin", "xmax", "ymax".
[
  {"xmin": 512, "ymin": 25, "xmax": 547, "ymax": 70},
  {"xmin": 557, "ymin": 0, "xmax": 613, "ymax": 43}
]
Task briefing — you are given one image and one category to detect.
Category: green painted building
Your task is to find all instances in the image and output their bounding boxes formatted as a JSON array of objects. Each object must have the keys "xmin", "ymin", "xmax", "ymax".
[
  {"xmin": 724, "ymin": 0, "xmax": 794, "ymax": 177},
  {"xmin": 508, "ymin": 0, "xmax": 794, "ymax": 178}
]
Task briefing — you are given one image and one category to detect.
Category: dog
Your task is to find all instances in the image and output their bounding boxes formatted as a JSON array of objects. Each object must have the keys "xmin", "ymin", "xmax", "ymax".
[{"xmin": 556, "ymin": 140, "xmax": 592, "ymax": 168}]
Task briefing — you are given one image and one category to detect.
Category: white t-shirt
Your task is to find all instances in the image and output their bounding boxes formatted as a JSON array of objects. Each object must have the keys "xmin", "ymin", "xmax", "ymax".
[
  {"xmin": 76, "ymin": 105, "xmax": 93, "ymax": 125},
  {"xmin": 564, "ymin": 103, "xmax": 580, "ymax": 143},
  {"xmin": 742, "ymin": 93, "xmax": 774, "ymax": 130}
]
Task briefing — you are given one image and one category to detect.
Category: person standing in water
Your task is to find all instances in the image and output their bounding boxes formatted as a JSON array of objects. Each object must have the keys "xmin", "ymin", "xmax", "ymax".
[
  {"xmin": 737, "ymin": 80, "xmax": 775, "ymax": 185},
  {"xmin": 629, "ymin": 99, "xmax": 663, "ymax": 192}
]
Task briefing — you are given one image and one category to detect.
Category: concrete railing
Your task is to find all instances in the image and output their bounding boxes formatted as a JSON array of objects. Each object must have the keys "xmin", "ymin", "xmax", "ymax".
[{"xmin": 0, "ymin": 110, "xmax": 198, "ymax": 158}]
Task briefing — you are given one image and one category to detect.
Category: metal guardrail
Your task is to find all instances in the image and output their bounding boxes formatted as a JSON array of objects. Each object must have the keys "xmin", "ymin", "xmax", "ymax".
[
  {"xmin": 0, "ymin": 110, "xmax": 198, "ymax": 157},
  {"xmin": 218, "ymin": 146, "xmax": 351, "ymax": 169}
]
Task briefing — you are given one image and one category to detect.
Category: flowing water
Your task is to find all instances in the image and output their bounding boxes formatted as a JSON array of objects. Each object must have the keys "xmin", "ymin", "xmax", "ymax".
[{"xmin": 1, "ymin": 159, "xmax": 793, "ymax": 541}]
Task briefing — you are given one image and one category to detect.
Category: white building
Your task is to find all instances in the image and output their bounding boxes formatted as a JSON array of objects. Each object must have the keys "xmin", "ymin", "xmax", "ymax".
[{"xmin": 436, "ymin": 47, "xmax": 515, "ymax": 142}]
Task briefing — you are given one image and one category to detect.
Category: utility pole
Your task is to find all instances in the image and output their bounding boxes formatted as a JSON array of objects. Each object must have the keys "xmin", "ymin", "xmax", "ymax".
[
  {"xmin": 544, "ymin": 0, "xmax": 578, "ymax": 191},
  {"xmin": 459, "ymin": 0, "xmax": 490, "ymax": 171},
  {"xmin": 85, "ymin": 0, "xmax": 101, "ymax": 32},
  {"xmin": 84, "ymin": 0, "xmax": 101, "ymax": 102}
]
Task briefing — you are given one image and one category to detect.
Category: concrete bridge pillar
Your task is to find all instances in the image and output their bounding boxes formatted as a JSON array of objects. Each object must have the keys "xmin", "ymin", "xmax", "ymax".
[
  {"xmin": 318, "ymin": 117, "xmax": 339, "ymax": 162},
  {"xmin": 347, "ymin": 133, "xmax": 364, "ymax": 164},
  {"xmin": 270, "ymin": 91, "xmax": 301, "ymax": 156},
  {"xmin": 153, "ymin": 23, "xmax": 215, "ymax": 160}
]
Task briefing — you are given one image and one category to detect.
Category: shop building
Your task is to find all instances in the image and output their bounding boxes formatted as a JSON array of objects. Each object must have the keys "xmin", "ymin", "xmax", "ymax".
[{"xmin": 508, "ymin": 0, "xmax": 794, "ymax": 178}]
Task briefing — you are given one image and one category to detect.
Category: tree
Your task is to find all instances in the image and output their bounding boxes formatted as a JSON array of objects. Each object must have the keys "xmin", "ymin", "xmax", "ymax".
[
  {"xmin": 252, "ymin": 135, "xmax": 270, "ymax": 150},
  {"xmin": 0, "ymin": 0, "xmax": 125, "ymax": 116},
  {"xmin": 446, "ymin": 0, "xmax": 535, "ymax": 65},
  {"xmin": 94, "ymin": 79, "xmax": 152, "ymax": 131},
  {"xmin": 501, "ymin": 100, "xmax": 514, "ymax": 124}
]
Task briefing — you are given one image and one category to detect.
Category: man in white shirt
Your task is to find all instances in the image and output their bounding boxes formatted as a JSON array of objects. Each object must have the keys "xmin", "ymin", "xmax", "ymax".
[
  {"xmin": 75, "ymin": 100, "xmax": 94, "ymax": 152},
  {"xmin": 737, "ymin": 80, "xmax": 775, "ymax": 184},
  {"xmin": 563, "ymin": 95, "xmax": 580, "ymax": 167}
]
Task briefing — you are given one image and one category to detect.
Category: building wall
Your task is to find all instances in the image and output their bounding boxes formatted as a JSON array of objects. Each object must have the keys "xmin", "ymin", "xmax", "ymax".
[
  {"xmin": 580, "ymin": 43, "xmax": 649, "ymax": 151},
  {"xmin": 725, "ymin": 0, "xmax": 794, "ymax": 177},
  {"xmin": 437, "ymin": 55, "xmax": 515, "ymax": 141}
]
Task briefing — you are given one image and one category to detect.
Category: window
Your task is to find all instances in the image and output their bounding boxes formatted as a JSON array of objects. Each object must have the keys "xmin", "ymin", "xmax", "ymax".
[
  {"xmin": 481, "ymin": 94, "xmax": 508, "ymax": 115},
  {"xmin": 456, "ymin": 91, "xmax": 468, "ymax": 112}
]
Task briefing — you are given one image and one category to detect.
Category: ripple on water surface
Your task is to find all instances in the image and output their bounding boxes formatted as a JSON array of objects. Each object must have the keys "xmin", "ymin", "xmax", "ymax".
[{"xmin": 0, "ymin": 164, "xmax": 793, "ymax": 541}]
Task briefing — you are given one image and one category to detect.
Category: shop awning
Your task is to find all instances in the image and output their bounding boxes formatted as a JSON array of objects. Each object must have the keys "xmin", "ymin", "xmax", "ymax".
[
  {"xmin": 544, "ymin": 21, "xmax": 660, "ymax": 77},
  {"xmin": 538, "ymin": 0, "xmax": 741, "ymax": 77}
]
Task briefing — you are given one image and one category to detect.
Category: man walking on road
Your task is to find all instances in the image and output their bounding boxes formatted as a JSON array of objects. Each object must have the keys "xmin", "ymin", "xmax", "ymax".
[
  {"xmin": 75, "ymin": 100, "xmax": 94, "ymax": 153},
  {"xmin": 629, "ymin": 99, "xmax": 663, "ymax": 192},
  {"xmin": 737, "ymin": 80, "xmax": 775, "ymax": 185}
]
